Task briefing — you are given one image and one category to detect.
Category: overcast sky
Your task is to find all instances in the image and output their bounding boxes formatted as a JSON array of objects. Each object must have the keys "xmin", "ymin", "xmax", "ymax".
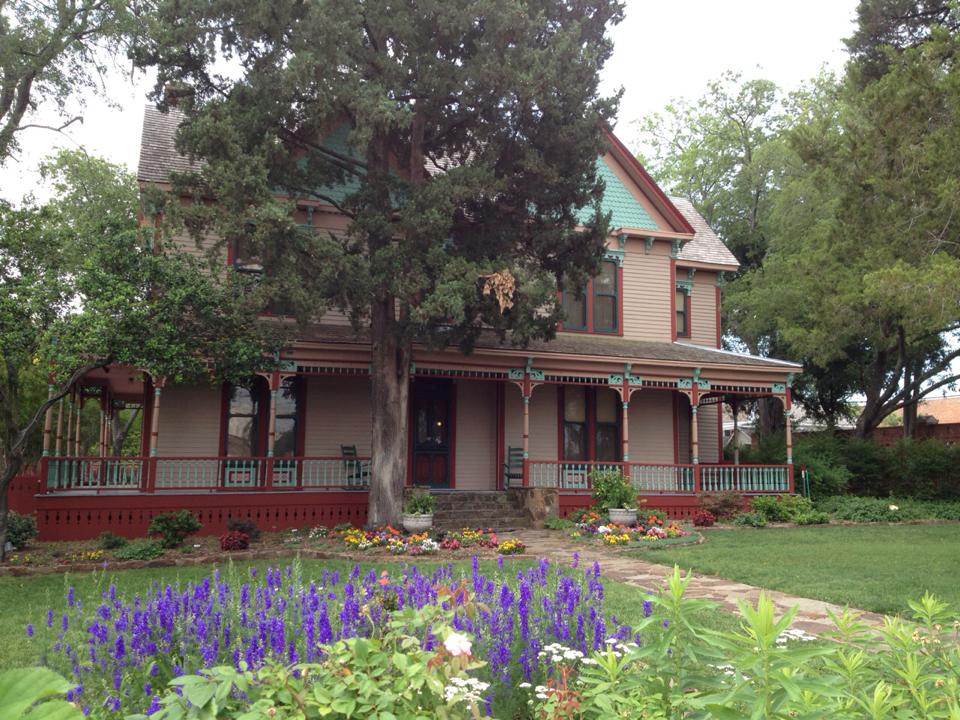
[{"xmin": 0, "ymin": 0, "xmax": 859, "ymax": 201}]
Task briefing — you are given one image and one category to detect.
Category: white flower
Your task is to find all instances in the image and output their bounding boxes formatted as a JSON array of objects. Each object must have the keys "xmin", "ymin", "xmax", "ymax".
[
  {"xmin": 597, "ymin": 525, "xmax": 611, "ymax": 534},
  {"xmin": 889, "ymin": 504, "xmax": 899, "ymax": 511},
  {"xmin": 444, "ymin": 632, "xmax": 473, "ymax": 657},
  {"xmin": 518, "ymin": 682, "xmax": 531, "ymax": 689}
]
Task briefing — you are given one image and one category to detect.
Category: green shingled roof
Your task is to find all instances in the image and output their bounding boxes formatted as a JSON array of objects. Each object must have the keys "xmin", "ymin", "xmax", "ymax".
[
  {"xmin": 578, "ymin": 157, "xmax": 657, "ymax": 230},
  {"xmin": 307, "ymin": 124, "xmax": 364, "ymax": 204}
]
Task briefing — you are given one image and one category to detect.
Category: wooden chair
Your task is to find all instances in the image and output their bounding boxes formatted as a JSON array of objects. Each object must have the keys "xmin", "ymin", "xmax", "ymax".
[
  {"xmin": 503, "ymin": 446, "xmax": 524, "ymax": 489},
  {"xmin": 341, "ymin": 445, "xmax": 370, "ymax": 486}
]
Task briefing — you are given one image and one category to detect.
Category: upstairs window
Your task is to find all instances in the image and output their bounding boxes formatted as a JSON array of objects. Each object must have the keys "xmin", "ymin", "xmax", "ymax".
[
  {"xmin": 560, "ymin": 259, "xmax": 620, "ymax": 334},
  {"xmin": 675, "ymin": 288, "xmax": 691, "ymax": 338}
]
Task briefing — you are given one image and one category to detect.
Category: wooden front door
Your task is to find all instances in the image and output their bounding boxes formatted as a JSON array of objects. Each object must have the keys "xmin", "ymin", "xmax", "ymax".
[{"xmin": 411, "ymin": 380, "xmax": 453, "ymax": 488}]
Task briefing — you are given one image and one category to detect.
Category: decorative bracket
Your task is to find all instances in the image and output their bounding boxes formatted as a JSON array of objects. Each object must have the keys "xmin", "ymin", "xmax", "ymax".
[
  {"xmin": 676, "ymin": 279, "xmax": 694, "ymax": 294},
  {"xmin": 617, "ymin": 233, "xmax": 628, "ymax": 250},
  {"xmin": 671, "ymin": 239, "xmax": 681, "ymax": 259},
  {"xmin": 603, "ymin": 249, "xmax": 625, "ymax": 267},
  {"xmin": 644, "ymin": 237, "xmax": 655, "ymax": 254},
  {"xmin": 687, "ymin": 267, "xmax": 697, "ymax": 281},
  {"xmin": 771, "ymin": 382, "xmax": 786, "ymax": 394},
  {"xmin": 278, "ymin": 360, "xmax": 297, "ymax": 372},
  {"xmin": 716, "ymin": 271, "xmax": 727, "ymax": 288}
]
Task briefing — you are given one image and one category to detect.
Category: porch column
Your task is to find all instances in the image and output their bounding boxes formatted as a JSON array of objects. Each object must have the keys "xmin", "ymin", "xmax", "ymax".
[
  {"xmin": 621, "ymin": 399, "xmax": 630, "ymax": 462},
  {"xmin": 98, "ymin": 394, "xmax": 107, "ymax": 458},
  {"xmin": 785, "ymin": 390, "xmax": 793, "ymax": 466},
  {"xmin": 690, "ymin": 404, "xmax": 699, "ymax": 464},
  {"xmin": 265, "ymin": 372, "xmax": 279, "ymax": 488},
  {"xmin": 54, "ymin": 397, "xmax": 64, "ymax": 455},
  {"xmin": 522, "ymin": 394, "xmax": 530, "ymax": 486},
  {"xmin": 731, "ymin": 398, "xmax": 740, "ymax": 466},
  {"xmin": 42, "ymin": 383, "xmax": 55, "ymax": 457},
  {"xmin": 65, "ymin": 391, "xmax": 74, "ymax": 456},
  {"xmin": 146, "ymin": 377, "xmax": 165, "ymax": 492},
  {"xmin": 73, "ymin": 394, "xmax": 82, "ymax": 455}
]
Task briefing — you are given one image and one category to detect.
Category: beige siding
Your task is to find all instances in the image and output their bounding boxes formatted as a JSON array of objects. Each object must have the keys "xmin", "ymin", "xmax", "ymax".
[
  {"xmin": 157, "ymin": 383, "xmax": 222, "ymax": 456},
  {"xmin": 622, "ymin": 245, "xmax": 672, "ymax": 342},
  {"xmin": 453, "ymin": 381, "xmax": 497, "ymax": 490},
  {"xmin": 303, "ymin": 376, "xmax": 371, "ymax": 455},
  {"xmin": 628, "ymin": 390, "xmax": 675, "ymax": 464},
  {"xmin": 697, "ymin": 403, "xmax": 721, "ymax": 463},
  {"xmin": 505, "ymin": 384, "xmax": 558, "ymax": 460},
  {"xmin": 676, "ymin": 396, "xmax": 691, "ymax": 463},
  {"xmin": 688, "ymin": 270, "xmax": 719, "ymax": 347},
  {"xmin": 169, "ymin": 230, "xmax": 223, "ymax": 264}
]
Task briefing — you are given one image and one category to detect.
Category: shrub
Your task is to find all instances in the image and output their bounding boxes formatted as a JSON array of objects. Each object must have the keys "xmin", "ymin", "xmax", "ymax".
[
  {"xmin": 692, "ymin": 509, "xmax": 715, "ymax": 527},
  {"xmin": 148, "ymin": 510, "xmax": 202, "ymax": 549},
  {"xmin": 403, "ymin": 491, "xmax": 435, "ymax": 515},
  {"xmin": 225, "ymin": 518, "xmax": 261, "ymax": 542},
  {"xmin": 5, "ymin": 511, "xmax": 37, "ymax": 549},
  {"xmin": 732, "ymin": 511, "xmax": 767, "ymax": 528},
  {"xmin": 543, "ymin": 516, "xmax": 574, "ymax": 530},
  {"xmin": 113, "ymin": 539, "xmax": 164, "ymax": 561},
  {"xmin": 98, "ymin": 532, "xmax": 128, "ymax": 550},
  {"xmin": 697, "ymin": 491, "xmax": 743, "ymax": 519},
  {"xmin": 219, "ymin": 531, "xmax": 249, "ymax": 551},
  {"xmin": 750, "ymin": 494, "xmax": 814, "ymax": 522},
  {"xmin": 794, "ymin": 510, "xmax": 830, "ymax": 525},
  {"xmin": 590, "ymin": 469, "xmax": 636, "ymax": 509}
]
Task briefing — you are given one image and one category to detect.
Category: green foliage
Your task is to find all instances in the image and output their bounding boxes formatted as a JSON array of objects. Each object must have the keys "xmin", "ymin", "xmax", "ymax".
[
  {"xmin": 750, "ymin": 494, "xmax": 813, "ymax": 522},
  {"xmin": 529, "ymin": 572, "xmax": 960, "ymax": 718},
  {"xmin": 225, "ymin": 519, "xmax": 261, "ymax": 543},
  {"xmin": 590, "ymin": 469, "xmax": 636, "ymax": 509},
  {"xmin": 0, "ymin": 666, "xmax": 83, "ymax": 719},
  {"xmin": 697, "ymin": 490, "xmax": 744, "ymax": 519},
  {"xmin": 97, "ymin": 532, "xmax": 128, "ymax": 550},
  {"xmin": 543, "ymin": 516, "xmax": 575, "ymax": 530},
  {"xmin": 816, "ymin": 495, "xmax": 960, "ymax": 522},
  {"xmin": 5, "ymin": 511, "xmax": 35, "ymax": 549},
  {"xmin": 795, "ymin": 510, "xmax": 830, "ymax": 525},
  {"xmin": 113, "ymin": 539, "xmax": 165, "ymax": 561},
  {"xmin": 148, "ymin": 511, "xmax": 202, "ymax": 549},
  {"xmin": 403, "ymin": 491, "xmax": 435, "ymax": 515},
  {"xmin": 732, "ymin": 511, "xmax": 767, "ymax": 528},
  {"xmin": 137, "ymin": 604, "xmax": 486, "ymax": 720}
]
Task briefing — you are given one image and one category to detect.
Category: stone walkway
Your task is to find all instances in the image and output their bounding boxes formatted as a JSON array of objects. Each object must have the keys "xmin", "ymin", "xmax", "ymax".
[{"xmin": 514, "ymin": 529, "xmax": 887, "ymax": 636}]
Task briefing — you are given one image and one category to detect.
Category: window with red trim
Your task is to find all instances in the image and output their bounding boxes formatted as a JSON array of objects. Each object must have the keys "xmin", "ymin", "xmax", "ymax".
[
  {"xmin": 675, "ymin": 288, "xmax": 691, "ymax": 338},
  {"xmin": 560, "ymin": 259, "xmax": 619, "ymax": 333},
  {"xmin": 562, "ymin": 387, "xmax": 621, "ymax": 461},
  {"xmin": 223, "ymin": 377, "xmax": 303, "ymax": 457}
]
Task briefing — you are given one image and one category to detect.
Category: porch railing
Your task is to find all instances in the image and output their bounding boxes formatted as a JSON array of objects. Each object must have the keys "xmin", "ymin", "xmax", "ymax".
[
  {"xmin": 527, "ymin": 460, "xmax": 791, "ymax": 495},
  {"xmin": 41, "ymin": 456, "xmax": 371, "ymax": 493}
]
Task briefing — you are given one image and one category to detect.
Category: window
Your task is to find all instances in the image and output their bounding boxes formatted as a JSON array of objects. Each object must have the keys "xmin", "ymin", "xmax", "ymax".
[
  {"xmin": 223, "ymin": 377, "xmax": 302, "ymax": 457},
  {"xmin": 562, "ymin": 387, "xmax": 621, "ymax": 461},
  {"xmin": 675, "ymin": 288, "xmax": 690, "ymax": 338},
  {"xmin": 273, "ymin": 377, "xmax": 301, "ymax": 457},
  {"xmin": 225, "ymin": 381, "xmax": 262, "ymax": 457},
  {"xmin": 560, "ymin": 259, "xmax": 619, "ymax": 334}
]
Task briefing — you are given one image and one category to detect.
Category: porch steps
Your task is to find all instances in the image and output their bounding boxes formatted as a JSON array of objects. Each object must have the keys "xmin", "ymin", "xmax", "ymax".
[{"xmin": 429, "ymin": 491, "xmax": 532, "ymax": 531}]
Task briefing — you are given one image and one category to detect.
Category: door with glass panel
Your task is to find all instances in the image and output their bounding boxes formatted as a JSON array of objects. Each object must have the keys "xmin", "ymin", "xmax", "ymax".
[{"xmin": 412, "ymin": 380, "xmax": 453, "ymax": 488}]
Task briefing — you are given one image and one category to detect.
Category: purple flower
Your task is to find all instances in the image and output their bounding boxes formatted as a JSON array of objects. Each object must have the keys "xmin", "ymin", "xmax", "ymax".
[{"xmin": 26, "ymin": 624, "xmax": 33, "ymax": 637}]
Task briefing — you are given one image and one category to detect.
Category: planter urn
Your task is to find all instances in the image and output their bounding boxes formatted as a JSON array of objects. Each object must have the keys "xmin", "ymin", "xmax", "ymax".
[
  {"xmin": 608, "ymin": 508, "xmax": 638, "ymax": 526},
  {"xmin": 402, "ymin": 513, "xmax": 434, "ymax": 533}
]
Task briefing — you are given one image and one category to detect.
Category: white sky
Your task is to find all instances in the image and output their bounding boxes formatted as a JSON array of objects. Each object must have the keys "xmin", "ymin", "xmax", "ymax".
[{"xmin": 0, "ymin": 0, "xmax": 859, "ymax": 201}]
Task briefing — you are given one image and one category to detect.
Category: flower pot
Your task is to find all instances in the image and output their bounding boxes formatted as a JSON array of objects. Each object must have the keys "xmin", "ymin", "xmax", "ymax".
[
  {"xmin": 402, "ymin": 513, "xmax": 434, "ymax": 533},
  {"xmin": 608, "ymin": 508, "xmax": 637, "ymax": 526}
]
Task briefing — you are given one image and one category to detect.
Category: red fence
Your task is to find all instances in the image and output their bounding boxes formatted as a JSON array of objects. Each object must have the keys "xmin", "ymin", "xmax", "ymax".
[
  {"xmin": 864, "ymin": 423, "xmax": 960, "ymax": 446},
  {"xmin": 558, "ymin": 493, "xmax": 705, "ymax": 520},
  {"xmin": 8, "ymin": 471, "xmax": 39, "ymax": 515}
]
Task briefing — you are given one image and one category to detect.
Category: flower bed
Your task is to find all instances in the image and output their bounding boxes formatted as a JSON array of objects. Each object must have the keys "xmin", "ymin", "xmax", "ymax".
[
  {"xmin": 566, "ymin": 508, "xmax": 698, "ymax": 548},
  {"xmin": 24, "ymin": 556, "xmax": 631, "ymax": 717},
  {"xmin": 329, "ymin": 525, "xmax": 520, "ymax": 556}
]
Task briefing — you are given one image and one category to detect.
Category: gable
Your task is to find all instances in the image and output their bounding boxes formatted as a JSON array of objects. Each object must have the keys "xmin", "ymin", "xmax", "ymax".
[{"xmin": 578, "ymin": 157, "xmax": 659, "ymax": 230}]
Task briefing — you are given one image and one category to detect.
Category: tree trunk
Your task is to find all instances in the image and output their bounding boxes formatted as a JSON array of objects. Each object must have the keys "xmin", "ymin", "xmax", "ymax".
[
  {"xmin": 756, "ymin": 397, "xmax": 785, "ymax": 436},
  {"xmin": 367, "ymin": 296, "xmax": 411, "ymax": 528},
  {"xmin": 111, "ymin": 407, "xmax": 140, "ymax": 456},
  {"xmin": 0, "ymin": 458, "xmax": 23, "ymax": 562}
]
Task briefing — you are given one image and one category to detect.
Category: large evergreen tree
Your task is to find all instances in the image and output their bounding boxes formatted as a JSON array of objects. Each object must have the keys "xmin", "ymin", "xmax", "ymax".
[{"xmin": 133, "ymin": 0, "xmax": 624, "ymax": 525}]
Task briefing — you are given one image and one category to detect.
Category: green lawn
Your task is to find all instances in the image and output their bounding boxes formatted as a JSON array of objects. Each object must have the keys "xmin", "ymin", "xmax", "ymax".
[
  {"xmin": 0, "ymin": 554, "xmax": 738, "ymax": 669},
  {"xmin": 643, "ymin": 524, "xmax": 960, "ymax": 615}
]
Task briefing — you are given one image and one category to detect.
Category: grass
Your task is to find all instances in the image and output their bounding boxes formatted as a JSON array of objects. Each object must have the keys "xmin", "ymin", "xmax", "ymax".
[
  {"xmin": 0, "ymin": 553, "xmax": 738, "ymax": 670},
  {"xmin": 641, "ymin": 524, "xmax": 960, "ymax": 615}
]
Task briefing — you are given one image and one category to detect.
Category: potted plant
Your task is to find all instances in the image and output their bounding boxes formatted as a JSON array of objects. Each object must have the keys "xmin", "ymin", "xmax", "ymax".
[
  {"xmin": 402, "ymin": 491, "xmax": 435, "ymax": 533},
  {"xmin": 591, "ymin": 469, "xmax": 638, "ymax": 525}
]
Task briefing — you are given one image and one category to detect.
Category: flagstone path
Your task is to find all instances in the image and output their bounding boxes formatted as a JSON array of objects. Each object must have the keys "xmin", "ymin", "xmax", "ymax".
[{"xmin": 513, "ymin": 529, "xmax": 887, "ymax": 636}]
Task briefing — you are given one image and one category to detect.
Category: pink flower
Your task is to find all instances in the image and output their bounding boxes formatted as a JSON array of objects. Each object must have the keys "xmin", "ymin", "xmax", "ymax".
[{"xmin": 444, "ymin": 631, "xmax": 472, "ymax": 657}]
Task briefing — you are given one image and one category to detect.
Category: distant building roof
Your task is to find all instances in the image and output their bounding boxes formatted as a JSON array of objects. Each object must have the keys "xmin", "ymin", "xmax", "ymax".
[
  {"xmin": 138, "ymin": 105, "xmax": 199, "ymax": 183},
  {"xmin": 884, "ymin": 396, "xmax": 960, "ymax": 425},
  {"xmin": 670, "ymin": 197, "xmax": 740, "ymax": 268}
]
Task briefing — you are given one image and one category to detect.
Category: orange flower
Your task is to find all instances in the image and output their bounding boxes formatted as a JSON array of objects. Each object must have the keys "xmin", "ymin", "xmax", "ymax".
[{"xmin": 378, "ymin": 570, "xmax": 390, "ymax": 587}]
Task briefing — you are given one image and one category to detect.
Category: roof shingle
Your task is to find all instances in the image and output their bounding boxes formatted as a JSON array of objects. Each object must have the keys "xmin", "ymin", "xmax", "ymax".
[{"xmin": 670, "ymin": 197, "xmax": 739, "ymax": 268}]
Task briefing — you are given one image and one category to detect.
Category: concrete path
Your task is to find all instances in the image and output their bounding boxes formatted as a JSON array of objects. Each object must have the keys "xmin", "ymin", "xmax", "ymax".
[{"xmin": 514, "ymin": 529, "xmax": 887, "ymax": 636}]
